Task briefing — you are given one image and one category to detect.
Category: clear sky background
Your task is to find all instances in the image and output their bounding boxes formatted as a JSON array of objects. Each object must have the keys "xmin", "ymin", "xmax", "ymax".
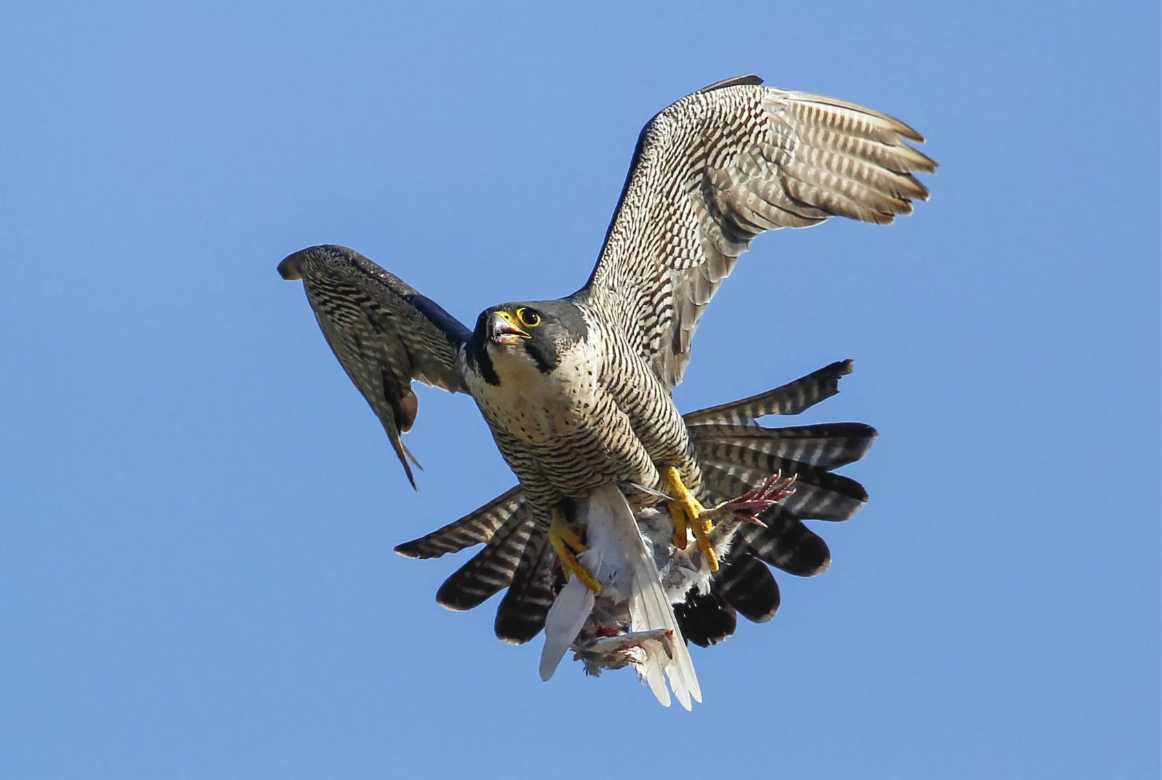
[{"xmin": 2, "ymin": 2, "xmax": 1159, "ymax": 778}]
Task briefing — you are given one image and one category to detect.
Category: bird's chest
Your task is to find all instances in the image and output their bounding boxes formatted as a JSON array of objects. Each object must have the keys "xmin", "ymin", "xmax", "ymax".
[{"xmin": 468, "ymin": 345, "xmax": 599, "ymax": 445}]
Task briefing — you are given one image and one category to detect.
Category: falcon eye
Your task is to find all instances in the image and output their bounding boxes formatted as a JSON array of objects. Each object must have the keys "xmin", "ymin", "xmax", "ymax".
[{"xmin": 516, "ymin": 308, "xmax": 541, "ymax": 328}]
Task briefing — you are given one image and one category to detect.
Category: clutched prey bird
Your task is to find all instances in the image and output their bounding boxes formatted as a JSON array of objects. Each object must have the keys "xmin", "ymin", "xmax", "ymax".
[{"xmin": 279, "ymin": 75, "xmax": 935, "ymax": 645}]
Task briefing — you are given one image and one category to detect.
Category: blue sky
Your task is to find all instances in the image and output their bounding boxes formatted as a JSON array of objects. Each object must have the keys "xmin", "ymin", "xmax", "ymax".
[{"xmin": 2, "ymin": 2, "xmax": 1158, "ymax": 778}]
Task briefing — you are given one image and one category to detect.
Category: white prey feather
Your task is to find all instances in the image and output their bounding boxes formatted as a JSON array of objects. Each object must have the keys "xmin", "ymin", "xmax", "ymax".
[{"xmin": 539, "ymin": 484, "xmax": 702, "ymax": 709}]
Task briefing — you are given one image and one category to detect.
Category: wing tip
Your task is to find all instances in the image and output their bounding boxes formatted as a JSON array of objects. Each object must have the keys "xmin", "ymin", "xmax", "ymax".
[
  {"xmin": 895, "ymin": 121, "xmax": 926, "ymax": 144},
  {"xmin": 699, "ymin": 74, "xmax": 764, "ymax": 93},
  {"xmin": 386, "ymin": 429, "xmax": 421, "ymax": 490},
  {"xmin": 912, "ymin": 148, "xmax": 939, "ymax": 172},
  {"xmin": 277, "ymin": 253, "xmax": 303, "ymax": 280}
]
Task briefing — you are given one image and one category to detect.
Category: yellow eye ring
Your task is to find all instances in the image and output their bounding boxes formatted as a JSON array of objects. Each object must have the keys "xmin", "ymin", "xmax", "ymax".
[{"xmin": 516, "ymin": 308, "xmax": 541, "ymax": 328}]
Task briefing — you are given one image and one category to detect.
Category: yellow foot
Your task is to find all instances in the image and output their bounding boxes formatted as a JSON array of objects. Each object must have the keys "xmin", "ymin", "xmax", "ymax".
[
  {"xmin": 548, "ymin": 508, "xmax": 603, "ymax": 594},
  {"xmin": 663, "ymin": 467, "xmax": 719, "ymax": 572}
]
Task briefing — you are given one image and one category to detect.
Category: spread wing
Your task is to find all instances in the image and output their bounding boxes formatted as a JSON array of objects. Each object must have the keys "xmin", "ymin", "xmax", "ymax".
[
  {"xmin": 279, "ymin": 244, "xmax": 471, "ymax": 486},
  {"xmin": 578, "ymin": 75, "xmax": 936, "ymax": 389}
]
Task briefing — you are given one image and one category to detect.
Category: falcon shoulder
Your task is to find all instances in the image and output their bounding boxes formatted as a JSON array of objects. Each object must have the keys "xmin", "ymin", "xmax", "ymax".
[
  {"xmin": 279, "ymin": 244, "xmax": 471, "ymax": 487},
  {"xmin": 577, "ymin": 75, "xmax": 936, "ymax": 389}
]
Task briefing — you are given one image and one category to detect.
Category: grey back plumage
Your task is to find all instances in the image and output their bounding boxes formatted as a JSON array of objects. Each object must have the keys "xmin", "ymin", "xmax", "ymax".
[{"xmin": 578, "ymin": 79, "xmax": 935, "ymax": 388}]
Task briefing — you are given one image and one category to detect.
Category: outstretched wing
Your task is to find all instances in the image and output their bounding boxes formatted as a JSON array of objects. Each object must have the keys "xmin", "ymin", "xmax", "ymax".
[
  {"xmin": 279, "ymin": 244, "xmax": 471, "ymax": 486},
  {"xmin": 578, "ymin": 75, "xmax": 936, "ymax": 388}
]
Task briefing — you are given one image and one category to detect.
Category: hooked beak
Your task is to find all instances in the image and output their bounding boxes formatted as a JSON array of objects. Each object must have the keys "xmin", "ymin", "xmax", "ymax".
[{"xmin": 488, "ymin": 311, "xmax": 529, "ymax": 345}]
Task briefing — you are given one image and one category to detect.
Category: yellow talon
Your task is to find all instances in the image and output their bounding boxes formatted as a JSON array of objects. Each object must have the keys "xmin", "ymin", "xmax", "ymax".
[
  {"xmin": 663, "ymin": 466, "xmax": 720, "ymax": 572},
  {"xmin": 549, "ymin": 508, "xmax": 603, "ymax": 594}
]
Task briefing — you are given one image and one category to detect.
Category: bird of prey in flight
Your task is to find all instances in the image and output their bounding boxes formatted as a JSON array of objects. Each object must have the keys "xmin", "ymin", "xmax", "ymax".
[{"xmin": 279, "ymin": 75, "xmax": 934, "ymax": 703}]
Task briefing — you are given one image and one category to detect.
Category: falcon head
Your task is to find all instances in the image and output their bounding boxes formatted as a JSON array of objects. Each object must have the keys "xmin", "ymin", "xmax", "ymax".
[{"xmin": 466, "ymin": 300, "xmax": 589, "ymax": 385}]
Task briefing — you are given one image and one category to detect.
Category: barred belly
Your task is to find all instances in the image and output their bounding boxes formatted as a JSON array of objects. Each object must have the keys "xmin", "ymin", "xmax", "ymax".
[
  {"xmin": 481, "ymin": 384, "xmax": 659, "ymax": 515},
  {"xmin": 465, "ymin": 307, "xmax": 705, "ymax": 521}
]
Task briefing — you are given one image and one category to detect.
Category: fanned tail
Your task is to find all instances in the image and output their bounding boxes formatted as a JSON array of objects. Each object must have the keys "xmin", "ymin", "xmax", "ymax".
[{"xmin": 395, "ymin": 360, "xmax": 875, "ymax": 652}]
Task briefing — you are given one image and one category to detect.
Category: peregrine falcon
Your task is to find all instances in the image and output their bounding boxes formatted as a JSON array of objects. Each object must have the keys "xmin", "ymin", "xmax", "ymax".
[{"xmin": 279, "ymin": 75, "xmax": 933, "ymax": 653}]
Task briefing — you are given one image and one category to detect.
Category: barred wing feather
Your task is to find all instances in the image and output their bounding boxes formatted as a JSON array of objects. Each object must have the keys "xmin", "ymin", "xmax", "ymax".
[{"xmin": 580, "ymin": 76, "xmax": 935, "ymax": 389}]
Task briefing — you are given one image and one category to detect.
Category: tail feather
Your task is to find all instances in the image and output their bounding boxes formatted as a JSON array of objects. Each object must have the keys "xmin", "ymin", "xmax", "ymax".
[
  {"xmin": 688, "ymin": 422, "xmax": 877, "ymax": 471},
  {"xmin": 682, "ymin": 360, "xmax": 853, "ymax": 426},
  {"xmin": 714, "ymin": 553, "xmax": 781, "ymax": 622},
  {"xmin": 737, "ymin": 514, "xmax": 832, "ymax": 577},
  {"xmin": 674, "ymin": 590, "xmax": 737, "ymax": 648},
  {"xmin": 435, "ymin": 514, "xmax": 538, "ymax": 611},
  {"xmin": 495, "ymin": 533, "xmax": 557, "ymax": 645},
  {"xmin": 394, "ymin": 485, "xmax": 524, "ymax": 559}
]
